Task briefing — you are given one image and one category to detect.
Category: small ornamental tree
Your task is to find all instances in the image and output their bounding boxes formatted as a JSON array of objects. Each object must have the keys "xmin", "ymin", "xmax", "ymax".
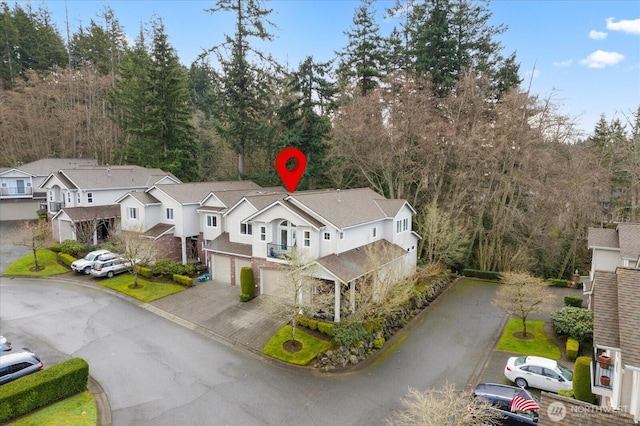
[
  {"xmin": 108, "ymin": 224, "xmax": 156, "ymax": 289},
  {"xmin": 493, "ymin": 272, "xmax": 553, "ymax": 338},
  {"xmin": 10, "ymin": 220, "xmax": 54, "ymax": 271}
]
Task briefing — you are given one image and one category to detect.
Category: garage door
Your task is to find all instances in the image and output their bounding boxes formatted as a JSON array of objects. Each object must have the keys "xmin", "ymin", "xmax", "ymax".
[
  {"xmin": 235, "ymin": 259, "xmax": 252, "ymax": 286},
  {"xmin": 212, "ymin": 255, "xmax": 231, "ymax": 284},
  {"xmin": 261, "ymin": 268, "xmax": 288, "ymax": 299}
]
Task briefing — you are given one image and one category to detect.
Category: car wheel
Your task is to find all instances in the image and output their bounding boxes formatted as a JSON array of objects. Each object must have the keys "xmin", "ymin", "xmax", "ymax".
[
  {"xmin": 83, "ymin": 266, "xmax": 91, "ymax": 274},
  {"xmin": 107, "ymin": 271, "xmax": 114, "ymax": 278},
  {"xmin": 515, "ymin": 377, "xmax": 528, "ymax": 388}
]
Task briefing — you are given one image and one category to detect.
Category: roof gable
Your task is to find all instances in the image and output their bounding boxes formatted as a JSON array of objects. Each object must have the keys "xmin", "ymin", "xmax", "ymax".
[
  {"xmin": 588, "ymin": 227, "xmax": 619, "ymax": 250},
  {"xmin": 57, "ymin": 166, "xmax": 178, "ymax": 191},
  {"xmin": 616, "ymin": 224, "xmax": 640, "ymax": 261}
]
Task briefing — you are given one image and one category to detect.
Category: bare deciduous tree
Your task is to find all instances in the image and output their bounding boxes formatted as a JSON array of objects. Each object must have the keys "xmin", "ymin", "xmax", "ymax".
[
  {"xmin": 388, "ymin": 383, "xmax": 504, "ymax": 426},
  {"xmin": 10, "ymin": 220, "xmax": 54, "ymax": 271},
  {"xmin": 415, "ymin": 201, "xmax": 470, "ymax": 268},
  {"xmin": 493, "ymin": 272, "xmax": 553, "ymax": 338},
  {"xmin": 107, "ymin": 224, "xmax": 156, "ymax": 289}
]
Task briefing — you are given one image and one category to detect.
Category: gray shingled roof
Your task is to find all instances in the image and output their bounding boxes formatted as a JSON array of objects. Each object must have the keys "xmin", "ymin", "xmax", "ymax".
[
  {"xmin": 592, "ymin": 271, "xmax": 621, "ymax": 348},
  {"xmin": 288, "ymin": 188, "xmax": 410, "ymax": 229},
  {"xmin": 616, "ymin": 268, "xmax": 640, "ymax": 367},
  {"xmin": 205, "ymin": 232, "xmax": 252, "ymax": 257},
  {"xmin": 60, "ymin": 205, "xmax": 121, "ymax": 221},
  {"xmin": 125, "ymin": 191, "xmax": 161, "ymax": 205},
  {"xmin": 616, "ymin": 224, "xmax": 640, "ymax": 261},
  {"xmin": 314, "ymin": 239, "xmax": 407, "ymax": 284},
  {"xmin": 48, "ymin": 166, "xmax": 177, "ymax": 191},
  {"xmin": 143, "ymin": 223, "xmax": 175, "ymax": 239},
  {"xmin": 587, "ymin": 227, "xmax": 619, "ymax": 249},
  {"xmin": 16, "ymin": 158, "xmax": 98, "ymax": 176},
  {"xmin": 154, "ymin": 182, "xmax": 234, "ymax": 204}
]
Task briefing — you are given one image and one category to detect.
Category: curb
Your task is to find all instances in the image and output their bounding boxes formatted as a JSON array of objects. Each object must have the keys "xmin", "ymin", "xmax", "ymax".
[{"xmin": 88, "ymin": 375, "xmax": 112, "ymax": 426}]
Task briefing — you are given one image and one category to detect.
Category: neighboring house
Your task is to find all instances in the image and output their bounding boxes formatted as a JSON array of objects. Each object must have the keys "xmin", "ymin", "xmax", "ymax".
[
  {"xmin": 117, "ymin": 180, "xmax": 262, "ymax": 265},
  {"xmin": 0, "ymin": 158, "xmax": 97, "ymax": 221},
  {"xmin": 40, "ymin": 165, "xmax": 180, "ymax": 245},
  {"xmin": 587, "ymin": 223, "xmax": 640, "ymax": 422}
]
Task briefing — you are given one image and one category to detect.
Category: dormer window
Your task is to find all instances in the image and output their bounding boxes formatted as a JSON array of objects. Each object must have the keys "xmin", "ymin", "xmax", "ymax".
[
  {"xmin": 87, "ymin": 192, "xmax": 93, "ymax": 204},
  {"xmin": 129, "ymin": 207, "xmax": 137, "ymax": 220},
  {"xmin": 207, "ymin": 215, "xmax": 217, "ymax": 228},
  {"xmin": 166, "ymin": 207, "xmax": 174, "ymax": 220}
]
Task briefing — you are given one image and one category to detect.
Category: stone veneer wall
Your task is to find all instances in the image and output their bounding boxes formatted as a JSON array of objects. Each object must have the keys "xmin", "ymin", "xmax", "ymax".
[{"xmin": 539, "ymin": 393, "xmax": 635, "ymax": 426}]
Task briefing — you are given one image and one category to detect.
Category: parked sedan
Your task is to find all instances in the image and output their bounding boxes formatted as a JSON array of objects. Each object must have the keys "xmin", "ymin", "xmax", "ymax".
[
  {"xmin": 0, "ymin": 348, "xmax": 43, "ymax": 385},
  {"xmin": 473, "ymin": 383, "xmax": 539, "ymax": 425},
  {"xmin": 71, "ymin": 249, "xmax": 112, "ymax": 274},
  {"xmin": 90, "ymin": 256, "xmax": 131, "ymax": 278},
  {"xmin": 504, "ymin": 356, "xmax": 573, "ymax": 393}
]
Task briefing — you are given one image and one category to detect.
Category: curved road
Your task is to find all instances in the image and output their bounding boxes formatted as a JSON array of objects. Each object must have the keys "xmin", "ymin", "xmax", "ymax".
[{"xmin": 0, "ymin": 274, "xmax": 504, "ymax": 426}]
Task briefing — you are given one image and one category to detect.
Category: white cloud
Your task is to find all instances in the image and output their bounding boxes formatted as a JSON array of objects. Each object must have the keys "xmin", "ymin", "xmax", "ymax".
[
  {"xmin": 553, "ymin": 59, "xmax": 573, "ymax": 67},
  {"xmin": 606, "ymin": 17, "xmax": 640, "ymax": 34},
  {"xmin": 589, "ymin": 30, "xmax": 607, "ymax": 40},
  {"xmin": 580, "ymin": 50, "xmax": 625, "ymax": 68}
]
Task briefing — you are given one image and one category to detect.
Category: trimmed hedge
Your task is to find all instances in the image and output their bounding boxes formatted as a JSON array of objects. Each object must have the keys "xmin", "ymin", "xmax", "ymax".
[
  {"xmin": 137, "ymin": 266, "xmax": 153, "ymax": 278},
  {"xmin": 239, "ymin": 267, "xmax": 255, "ymax": 301},
  {"xmin": 0, "ymin": 357, "xmax": 89, "ymax": 423},
  {"xmin": 564, "ymin": 295, "xmax": 583, "ymax": 308},
  {"xmin": 548, "ymin": 278, "xmax": 570, "ymax": 287},
  {"xmin": 566, "ymin": 337, "xmax": 579, "ymax": 361},
  {"xmin": 462, "ymin": 269, "xmax": 501, "ymax": 281},
  {"xmin": 172, "ymin": 274, "xmax": 193, "ymax": 287},
  {"xmin": 58, "ymin": 253, "xmax": 75, "ymax": 267},
  {"xmin": 573, "ymin": 356, "xmax": 596, "ymax": 404}
]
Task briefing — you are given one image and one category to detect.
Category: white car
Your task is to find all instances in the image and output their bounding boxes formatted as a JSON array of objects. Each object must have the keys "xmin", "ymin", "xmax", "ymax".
[
  {"xmin": 71, "ymin": 249, "xmax": 112, "ymax": 274},
  {"xmin": 504, "ymin": 356, "xmax": 573, "ymax": 393}
]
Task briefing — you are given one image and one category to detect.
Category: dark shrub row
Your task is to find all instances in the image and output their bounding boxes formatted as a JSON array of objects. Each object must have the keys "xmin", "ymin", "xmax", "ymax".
[
  {"xmin": 547, "ymin": 278, "xmax": 571, "ymax": 287},
  {"xmin": 462, "ymin": 269, "xmax": 501, "ymax": 281},
  {"xmin": 0, "ymin": 357, "xmax": 89, "ymax": 423}
]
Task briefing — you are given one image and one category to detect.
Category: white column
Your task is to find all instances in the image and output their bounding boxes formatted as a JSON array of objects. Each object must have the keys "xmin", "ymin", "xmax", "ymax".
[
  {"xmin": 350, "ymin": 281, "xmax": 356, "ymax": 312},
  {"xmin": 181, "ymin": 236, "xmax": 187, "ymax": 264},
  {"xmin": 334, "ymin": 280, "xmax": 341, "ymax": 323}
]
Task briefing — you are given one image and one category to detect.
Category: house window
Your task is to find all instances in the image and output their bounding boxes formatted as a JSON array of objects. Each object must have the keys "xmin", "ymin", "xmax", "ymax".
[
  {"xmin": 339, "ymin": 231, "xmax": 345, "ymax": 240},
  {"xmin": 240, "ymin": 223, "xmax": 252, "ymax": 235},
  {"xmin": 129, "ymin": 207, "xmax": 137, "ymax": 220},
  {"xmin": 66, "ymin": 192, "xmax": 71, "ymax": 203},
  {"xmin": 49, "ymin": 191, "xmax": 53, "ymax": 201},
  {"xmin": 260, "ymin": 226, "xmax": 266, "ymax": 241},
  {"xmin": 1, "ymin": 180, "xmax": 6, "ymax": 188},
  {"xmin": 207, "ymin": 215, "xmax": 217, "ymax": 228},
  {"xmin": 166, "ymin": 207, "xmax": 174, "ymax": 220},
  {"xmin": 87, "ymin": 192, "xmax": 93, "ymax": 204},
  {"xmin": 397, "ymin": 218, "xmax": 409, "ymax": 233},
  {"xmin": 76, "ymin": 192, "xmax": 81, "ymax": 204},
  {"xmin": 323, "ymin": 232, "xmax": 331, "ymax": 241},
  {"xmin": 303, "ymin": 231, "xmax": 310, "ymax": 247},
  {"xmin": 396, "ymin": 220, "xmax": 401, "ymax": 233},
  {"xmin": 373, "ymin": 227, "xmax": 377, "ymax": 238}
]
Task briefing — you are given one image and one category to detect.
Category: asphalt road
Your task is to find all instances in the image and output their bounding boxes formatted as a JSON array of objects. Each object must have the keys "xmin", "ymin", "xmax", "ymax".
[{"xmin": 0, "ymin": 275, "xmax": 504, "ymax": 426}]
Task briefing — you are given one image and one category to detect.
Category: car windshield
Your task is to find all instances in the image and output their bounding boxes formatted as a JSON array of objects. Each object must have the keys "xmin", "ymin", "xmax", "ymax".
[
  {"xmin": 514, "ymin": 356, "xmax": 527, "ymax": 366},
  {"xmin": 557, "ymin": 362, "xmax": 573, "ymax": 381},
  {"xmin": 84, "ymin": 253, "xmax": 96, "ymax": 261}
]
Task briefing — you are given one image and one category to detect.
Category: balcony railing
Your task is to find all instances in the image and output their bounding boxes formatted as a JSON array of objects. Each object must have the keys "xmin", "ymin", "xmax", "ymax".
[
  {"xmin": 268, "ymin": 242, "xmax": 292, "ymax": 259},
  {"xmin": 0, "ymin": 186, "xmax": 33, "ymax": 197},
  {"xmin": 50, "ymin": 202, "xmax": 64, "ymax": 212},
  {"xmin": 593, "ymin": 350, "xmax": 614, "ymax": 390}
]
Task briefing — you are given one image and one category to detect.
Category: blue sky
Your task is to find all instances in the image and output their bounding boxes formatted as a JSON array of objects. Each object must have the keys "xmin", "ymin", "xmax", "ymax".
[{"xmin": 19, "ymin": 1, "xmax": 640, "ymax": 136}]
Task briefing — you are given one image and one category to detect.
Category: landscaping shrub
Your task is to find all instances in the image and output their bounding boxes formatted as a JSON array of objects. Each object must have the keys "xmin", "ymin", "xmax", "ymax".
[
  {"xmin": 58, "ymin": 253, "xmax": 75, "ymax": 267},
  {"xmin": 172, "ymin": 274, "xmax": 193, "ymax": 287},
  {"xmin": 296, "ymin": 315, "xmax": 309, "ymax": 328},
  {"xmin": 333, "ymin": 322, "xmax": 371, "ymax": 348},
  {"xmin": 558, "ymin": 389, "xmax": 575, "ymax": 399},
  {"xmin": 308, "ymin": 319, "xmax": 318, "ymax": 331},
  {"xmin": 153, "ymin": 259, "xmax": 186, "ymax": 278},
  {"xmin": 564, "ymin": 295, "xmax": 583, "ymax": 308},
  {"xmin": 547, "ymin": 278, "xmax": 570, "ymax": 287},
  {"xmin": 59, "ymin": 240, "xmax": 87, "ymax": 258},
  {"xmin": 137, "ymin": 266, "xmax": 153, "ymax": 278},
  {"xmin": 566, "ymin": 337, "xmax": 579, "ymax": 361},
  {"xmin": 550, "ymin": 306, "xmax": 593, "ymax": 342},
  {"xmin": 239, "ymin": 293, "xmax": 252, "ymax": 302},
  {"xmin": 0, "ymin": 357, "xmax": 89, "ymax": 423},
  {"xmin": 183, "ymin": 263, "xmax": 196, "ymax": 276},
  {"xmin": 573, "ymin": 356, "xmax": 596, "ymax": 404},
  {"xmin": 239, "ymin": 267, "xmax": 254, "ymax": 301},
  {"xmin": 49, "ymin": 243, "xmax": 62, "ymax": 253},
  {"xmin": 462, "ymin": 269, "xmax": 501, "ymax": 281},
  {"xmin": 372, "ymin": 337, "xmax": 385, "ymax": 349}
]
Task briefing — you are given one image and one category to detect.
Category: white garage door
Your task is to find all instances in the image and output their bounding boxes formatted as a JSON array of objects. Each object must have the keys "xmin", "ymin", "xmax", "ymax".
[
  {"xmin": 235, "ymin": 259, "xmax": 252, "ymax": 286},
  {"xmin": 213, "ymin": 255, "xmax": 231, "ymax": 284},
  {"xmin": 261, "ymin": 268, "xmax": 288, "ymax": 299}
]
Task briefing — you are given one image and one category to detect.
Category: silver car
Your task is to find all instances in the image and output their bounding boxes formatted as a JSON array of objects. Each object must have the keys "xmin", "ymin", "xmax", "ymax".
[
  {"xmin": 90, "ymin": 257, "xmax": 131, "ymax": 278},
  {"xmin": 0, "ymin": 348, "xmax": 43, "ymax": 385},
  {"xmin": 71, "ymin": 249, "xmax": 112, "ymax": 274}
]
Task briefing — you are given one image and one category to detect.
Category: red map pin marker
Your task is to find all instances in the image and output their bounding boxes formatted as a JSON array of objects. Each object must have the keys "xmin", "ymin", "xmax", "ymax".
[{"xmin": 275, "ymin": 147, "xmax": 307, "ymax": 192}]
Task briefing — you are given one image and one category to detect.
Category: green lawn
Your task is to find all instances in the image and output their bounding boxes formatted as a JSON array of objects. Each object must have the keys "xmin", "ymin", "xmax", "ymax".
[
  {"xmin": 3, "ymin": 249, "xmax": 69, "ymax": 276},
  {"xmin": 96, "ymin": 274, "xmax": 185, "ymax": 302},
  {"xmin": 496, "ymin": 318, "xmax": 562, "ymax": 360},
  {"xmin": 263, "ymin": 325, "xmax": 335, "ymax": 365},
  {"xmin": 7, "ymin": 390, "xmax": 96, "ymax": 426}
]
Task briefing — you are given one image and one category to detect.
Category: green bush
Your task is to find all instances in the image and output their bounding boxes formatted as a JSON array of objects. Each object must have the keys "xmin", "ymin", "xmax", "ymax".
[
  {"xmin": 564, "ymin": 295, "xmax": 583, "ymax": 308},
  {"xmin": 308, "ymin": 319, "xmax": 318, "ymax": 331},
  {"xmin": 153, "ymin": 259, "xmax": 186, "ymax": 278},
  {"xmin": 172, "ymin": 274, "xmax": 193, "ymax": 287},
  {"xmin": 296, "ymin": 315, "xmax": 309, "ymax": 328},
  {"xmin": 0, "ymin": 357, "xmax": 89, "ymax": 423},
  {"xmin": 558, "ymin": 389, "xmax": 575, "ymax": 398},
  {"xmin": 548, "ymin": 278, "xmax": 570, "ymax": 287},
  {"xmin": 319, "ymin": 321, "xmax": 335, "ymax": 337},
  {"xmin": 372, "ymin": 337, "xmax": 385, "ymax": 349},
  {"xmin": 240, "ymin": 267, "xmax": 255, "ymax": 298},
  {"xmin": 59, "ymin": 240, "xmax": 87, "ymax": 258},
  {"xmin": 58, "ymin": 253, "xmax": 75, "ymax": 267},
  {"xmin": 566, "ymin": 337, "xmax": 579, "ymax": 361},
  {"xmin": 184, "ymin": 263, "xmax": 196, "ymax": 276},
  {"xmin": 333, "ymin": 322, "xmax": 371, "ymax": 348},
  {"xmin": 137, "ymin": 266, "xmax": 153, "ymax": 278},
  {"xmin": 550, "ymin": 306, "xmax": 594, "ymax": 342},
  {"xmin": 239, "ymin": 293, "xmax": 253, "ymax": 302},
  {"xmin": 462, "ymin": 269, "xmax": 501, "ymax": 281},
  {"xmin": 573, "ymin": 356, "xmax": 596, "ymax": 404},
  {"xmin": 49, "ymin": 243, "xmax": 62, "ymax": 253}
]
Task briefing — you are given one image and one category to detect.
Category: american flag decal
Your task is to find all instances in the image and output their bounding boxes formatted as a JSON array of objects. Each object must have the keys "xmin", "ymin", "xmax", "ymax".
[{"xmin": 510, "ymin": 390, "xmax": 540, "ymax": 412}]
